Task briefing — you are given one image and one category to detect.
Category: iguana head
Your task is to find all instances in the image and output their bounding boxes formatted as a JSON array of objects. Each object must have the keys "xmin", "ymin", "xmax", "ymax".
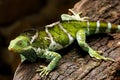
[{"xmin": 8, "ymin": 36, "xmax": 30, "ymax": 53}]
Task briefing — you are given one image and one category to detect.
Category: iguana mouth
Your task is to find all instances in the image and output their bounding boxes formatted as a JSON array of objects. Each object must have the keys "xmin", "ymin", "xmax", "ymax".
[{"xmin": 8, "ymin": 47, "xmax": 14, "ymax": 53}]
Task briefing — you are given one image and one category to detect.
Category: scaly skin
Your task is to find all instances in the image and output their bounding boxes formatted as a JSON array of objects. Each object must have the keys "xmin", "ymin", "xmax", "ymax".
[{"xmin": 8, "ymin": 10, "xmax": 119, "ymax": 77}]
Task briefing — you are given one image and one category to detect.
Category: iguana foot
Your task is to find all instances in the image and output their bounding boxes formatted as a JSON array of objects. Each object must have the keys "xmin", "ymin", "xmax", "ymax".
[
  {"xmin": 61, "ymin": 9, "xmax": 89, "ymax": 21},
  {"xmin": 89, "ymin": 49, "xmax": 115, "ymax": 61},
  {"xmin": 36, "ymin": 65, "xmax": 51, "ymax": 77},
  {"xmin": 68, "ymin": 9, "xmax": 89, "ymax": 21}
]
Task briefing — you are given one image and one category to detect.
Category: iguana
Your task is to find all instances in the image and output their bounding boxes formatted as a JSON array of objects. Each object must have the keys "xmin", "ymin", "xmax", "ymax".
[{"xmin": 8, "ymin": 9, "xmax": 118, "ymax": 77}]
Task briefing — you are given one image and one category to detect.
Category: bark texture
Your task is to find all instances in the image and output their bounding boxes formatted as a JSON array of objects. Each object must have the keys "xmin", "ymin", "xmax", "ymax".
[{"xmin": 13, "ymin": 0, "xmax": 120, "ymax": 80}]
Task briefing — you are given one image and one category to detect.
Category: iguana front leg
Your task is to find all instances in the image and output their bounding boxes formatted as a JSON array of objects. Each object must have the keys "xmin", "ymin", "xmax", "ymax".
[
  {"xmin": 37, "ymin": 50, "xmax": 62, "ymax": 77},
  {"xmin": 20, "ymin": 54, "xmax": 27, "ymax": 62},
  {"xmin": 76, "ymin": 29, "xmax": 115, "ymax": 61}
]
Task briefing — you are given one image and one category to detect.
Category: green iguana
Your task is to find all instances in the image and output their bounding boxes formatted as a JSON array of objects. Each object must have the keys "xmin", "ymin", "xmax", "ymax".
[{"xmin": 8, "ymin": 9, "xmax": 118, "ymax": 77}]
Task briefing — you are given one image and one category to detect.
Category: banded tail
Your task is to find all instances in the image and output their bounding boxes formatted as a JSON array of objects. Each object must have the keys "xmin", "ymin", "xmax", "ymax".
[{"xmin": 86, "ymin": 21, "xmax": 120, "ymax": 35}]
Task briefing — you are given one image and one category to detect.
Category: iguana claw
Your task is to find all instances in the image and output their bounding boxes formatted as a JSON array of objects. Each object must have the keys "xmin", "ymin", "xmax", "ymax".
[{"xmin": 36, "ymin": 65, "xmax": 50, "ymax": 77}]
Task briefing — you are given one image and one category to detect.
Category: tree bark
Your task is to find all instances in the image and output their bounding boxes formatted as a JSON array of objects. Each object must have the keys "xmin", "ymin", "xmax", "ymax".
[{"xmin": 13, "ymin": 0, "xmax": 120, "ymax": 80}]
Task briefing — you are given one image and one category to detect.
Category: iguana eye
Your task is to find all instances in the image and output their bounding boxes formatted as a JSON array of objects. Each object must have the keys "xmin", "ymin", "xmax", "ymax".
[
  {"xmin": 17, "ymin": 40, "xmax": 23, "ymax": 46},
  {"xmin": 17, "ymin": 40, "xmax": 29, "ymax": 47}
]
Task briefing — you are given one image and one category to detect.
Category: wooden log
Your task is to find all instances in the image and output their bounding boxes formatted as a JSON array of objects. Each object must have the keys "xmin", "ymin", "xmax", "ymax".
[{"xmin": 13, "ymin": 0, "xmax": 120, "ymax": 80}]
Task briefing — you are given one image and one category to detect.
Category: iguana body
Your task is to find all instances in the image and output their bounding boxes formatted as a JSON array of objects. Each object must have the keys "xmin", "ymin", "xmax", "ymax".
[{"xmin": 8, "ymin": 10, "xmax": 119, "ymax": 77}]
